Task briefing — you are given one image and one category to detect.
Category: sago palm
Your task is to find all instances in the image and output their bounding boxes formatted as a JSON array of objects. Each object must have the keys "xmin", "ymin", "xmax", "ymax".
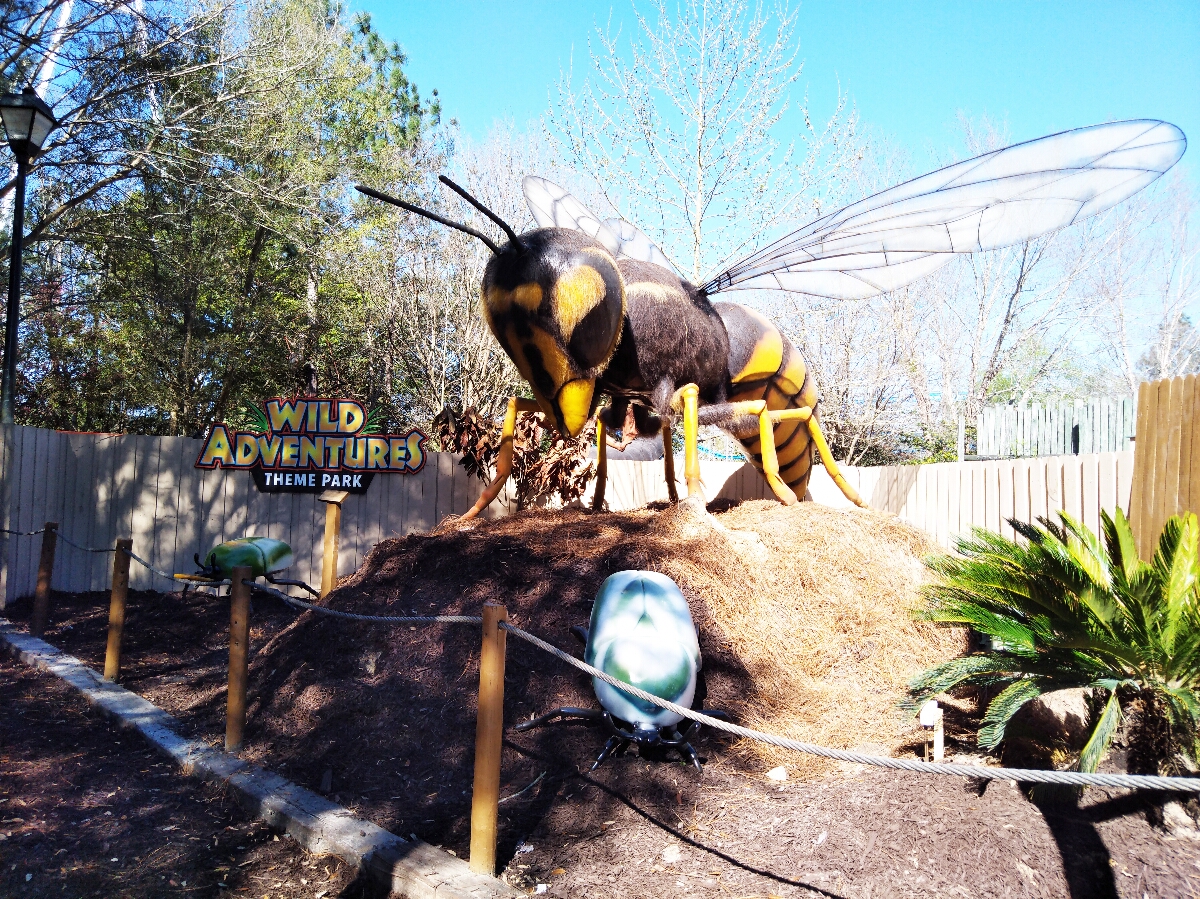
[{"xmin": 908, "ymin": 508, "xmax": 1200, "ymax": 776}]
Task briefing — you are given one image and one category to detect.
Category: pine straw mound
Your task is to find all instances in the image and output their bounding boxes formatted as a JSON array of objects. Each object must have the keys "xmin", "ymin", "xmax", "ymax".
[{"xmin": 327, "ymin": 498, "xmax": 965, "ymax": 777}]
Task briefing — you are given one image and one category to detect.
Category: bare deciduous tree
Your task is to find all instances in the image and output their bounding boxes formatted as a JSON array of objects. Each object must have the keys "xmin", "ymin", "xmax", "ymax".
[{"xmin": 553, "ymin": 0, "xmax": 861, "ymax": 282}]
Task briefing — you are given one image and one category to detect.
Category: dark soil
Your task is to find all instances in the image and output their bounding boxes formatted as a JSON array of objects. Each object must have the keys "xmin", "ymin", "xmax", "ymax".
[
  {"xmin": 0, "ymin": 655, "xmax": 367, "ymax": 899},
  {"xmin": 5, "ymin": 502, "xmax": 1199, "ymax": 898}
]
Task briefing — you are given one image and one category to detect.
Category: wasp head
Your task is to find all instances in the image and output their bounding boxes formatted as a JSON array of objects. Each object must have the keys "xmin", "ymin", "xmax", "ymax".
[{"xmin": 482, "ymin": 229, "xmax": 625, "ymax": 437}]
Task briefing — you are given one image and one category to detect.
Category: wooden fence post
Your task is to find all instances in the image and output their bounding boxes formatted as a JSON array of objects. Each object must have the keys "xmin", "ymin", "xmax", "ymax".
[
  {"xmin": 226, "ymin": 566, "xmax": 253, "ymax": 753},
  {"xmin": 318, "ymin": 490, "xmax": 349, "ymax": 598},
  {"xmin": 103, "ymin": 539, "xmax": 133, "ymax": 681},
  {"xmin": 469, "ymin": 603, "xmax": 508, "ymax": 876},
  {"xmin": 29, "ymin": 522, "xmax": 58, "ymax": 636}
]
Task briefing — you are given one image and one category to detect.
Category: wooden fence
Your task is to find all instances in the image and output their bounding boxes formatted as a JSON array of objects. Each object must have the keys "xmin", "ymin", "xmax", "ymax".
[
  {"xmin": 0, "ymin": 424, "xmax": 1141, "ymax": 604},
  {"xmin": 976, "ymin": 397, "xmax": 1135, "ymax": 458},
  {"xmin": 1129, "ymin": 374, "xmax": 1200, "ymax": 559},
  {"xmin": 816, "ymin": 452, "xmax": 1136, "ymax": 548}
]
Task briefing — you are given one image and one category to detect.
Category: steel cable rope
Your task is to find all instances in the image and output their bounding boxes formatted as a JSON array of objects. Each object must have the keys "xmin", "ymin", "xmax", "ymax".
[
  {"xmin": 239, "ymin": 579, "xmax": 1200, "ymax": 792},
  {"xmin": 0, "ymin": 527, "xmax": 46, "ymax": 536},
  {"xmin": 248, "ymin": 579, "xmax": 481, "ymax": 625},
  {"xmin": 56, "ymin": 532, "xmax": 116, "ymax": 553}
]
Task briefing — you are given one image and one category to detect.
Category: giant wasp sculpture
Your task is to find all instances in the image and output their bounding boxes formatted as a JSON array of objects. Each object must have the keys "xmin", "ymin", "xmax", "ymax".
[{"xmin": 359, "ymin": 120, "xmax": 1185, "ymax": 514}]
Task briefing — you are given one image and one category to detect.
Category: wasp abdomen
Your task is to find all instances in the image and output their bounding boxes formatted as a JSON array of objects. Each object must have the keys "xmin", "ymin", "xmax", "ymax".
[{"xmin": 715, "ymin": 302, "xmax": 819, "ymax": 500}]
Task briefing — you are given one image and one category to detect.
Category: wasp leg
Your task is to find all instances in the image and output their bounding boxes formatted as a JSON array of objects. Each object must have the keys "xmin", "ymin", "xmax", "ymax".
[
  {"xmin": 592, "ymin": 416, "xmax": 608, "ymax": 511},
  {"xmin": 514, "ymin": 707, "xmax": 606, "ymax": 732},
  {"xmin": 756, "ymin": 403, "xmax": 798, "ymax": 506},
  {"xmin": 806, "ymin": 413, "xmax": 868, "ymax": 508},
  {"xmin": 673, "ymin": 384, "xmax": 702, "ymax": 499},
  {"xmin": 669, "ymin": 384, "xmax": 702, "ymax": 499},
  {"xmin": 591, "ymin": 736, "xmax": 632, "ymax": 770},
  {"xmin": 660, "ymin": 420, "xmax": 680, "ymax": 503},
  {"xmin": 461, "ymin": 396, "xmax": 542, "ymax": 520}
]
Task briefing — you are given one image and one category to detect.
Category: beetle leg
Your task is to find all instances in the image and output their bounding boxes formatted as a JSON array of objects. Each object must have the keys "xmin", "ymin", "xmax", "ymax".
[
  {"xmin": 514, "ymin": 707, "xmax": 605, "ymax": 732},
  {"xmin": 592, "ymin": 416, "xmax": 608, "ymax": 511},
  {"xmin": 461, "ymin": 396, "xmax": 542, "ymax": 520},
  {"xmin": 678, "ymin": 741, "xmax": 703, "ymax": 771},
  {"xmin": 569, "ymin": 625, "xmax": 589, "ymax": 646},
  {"xmin": 591, "ymin": 736, "xmax": 631, "ymax": 770}
]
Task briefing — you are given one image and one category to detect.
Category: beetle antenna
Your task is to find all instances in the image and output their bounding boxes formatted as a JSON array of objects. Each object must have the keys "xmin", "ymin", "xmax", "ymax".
[
  {"xmin": 354, "ymin": 184, "xmax": 502, "ymax": 255},
  {"xmin": 438, "ymin": 175, "xmax": 524, "ymax": 248}
]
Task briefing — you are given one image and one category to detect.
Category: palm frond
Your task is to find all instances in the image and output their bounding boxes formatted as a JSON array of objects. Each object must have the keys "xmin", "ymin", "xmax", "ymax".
[
  {"xmin": 1077, "ymin": 689, "xmax": 1122, "ymax": 774},
  {"xmin": 979, "ymin": 679, "xmax": 1044, "ymax": 749}
]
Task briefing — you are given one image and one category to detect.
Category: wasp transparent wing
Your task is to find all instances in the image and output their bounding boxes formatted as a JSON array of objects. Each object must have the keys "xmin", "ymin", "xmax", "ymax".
[
  {"xmin": 602, "ymin": 218, "xmax": 678, "ymax": 272},
  {"xmin": 702, "ymin": 120, "xmax": 1187, "ymax": 300},
  {"xmin": 523, "ymin": 175, "xmax": 623, "ymax": 257}
]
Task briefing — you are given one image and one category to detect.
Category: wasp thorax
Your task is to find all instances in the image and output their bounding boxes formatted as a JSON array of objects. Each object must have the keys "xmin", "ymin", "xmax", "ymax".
[{"xmin": 481, "ymin": 229, "xmax": 626, "ymax": 436}]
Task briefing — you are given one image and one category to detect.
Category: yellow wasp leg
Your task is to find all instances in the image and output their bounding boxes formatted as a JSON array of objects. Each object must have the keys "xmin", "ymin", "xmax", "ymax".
[
  {"xmin": 661, "ymin": 420, "xmax": 679, "ymax": 503},
  {"xmin": 592, "ymin": 417, "xmax": 608, "ymax": 511},
  {"xmin": 757, "ymin": 404, "xmax": 798, "ymax": 506},
  {"xmin": 806, "ymin": 413, "xmax": 868, "ymax": 508},
  {"xmin": 768, "ymin": 406, "xmax": 812, "ymax": 423},
  {"xmin": 679, "ymin": 384, "xmax": 701, "ymax": 498},
  {"xmin": 461, "ymin": 396, "xmax": 542, "ymax": 520}
]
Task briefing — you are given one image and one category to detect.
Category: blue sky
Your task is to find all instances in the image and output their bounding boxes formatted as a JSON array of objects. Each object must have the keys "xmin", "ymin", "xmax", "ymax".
[{"xmin": 355, "ymin": 0, "xmax": 1199, "ymax": 171}]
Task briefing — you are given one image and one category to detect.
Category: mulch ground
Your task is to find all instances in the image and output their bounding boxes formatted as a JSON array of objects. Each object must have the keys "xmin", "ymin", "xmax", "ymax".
[
  {"xmin": 0, "ymin": 654, "xmax": 369, "ymax": 899},
  {"xmin": 4, "ymin": 500, "xmax": 1200, "ymax": 899}
]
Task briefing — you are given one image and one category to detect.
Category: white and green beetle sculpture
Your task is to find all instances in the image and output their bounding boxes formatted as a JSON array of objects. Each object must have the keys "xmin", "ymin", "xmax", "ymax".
[
  {"xmin": 516, "ymin": 570, "xmax": 727, "ymax": 770},
  {"xmin": 192, "ymin": 537, "xmax": 318, "ymax": 596}
]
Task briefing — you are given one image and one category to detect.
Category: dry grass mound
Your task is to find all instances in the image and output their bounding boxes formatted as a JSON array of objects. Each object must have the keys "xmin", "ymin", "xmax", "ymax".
[{"xmin": 318, "ymin": 498, "xmax": 964, "ymax": 777}]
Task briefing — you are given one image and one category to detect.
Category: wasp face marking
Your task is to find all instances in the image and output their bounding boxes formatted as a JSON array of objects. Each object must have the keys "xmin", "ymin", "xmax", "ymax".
[{"xmin": 482, "ymin": 229, "xmax": 625, "ymax": 436}]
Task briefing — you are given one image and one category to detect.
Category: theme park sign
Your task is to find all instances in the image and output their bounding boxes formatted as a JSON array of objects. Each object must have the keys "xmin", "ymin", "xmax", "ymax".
[{"xmin": 195, "ymin": 398, "xmax": 427, "ymax": 494}]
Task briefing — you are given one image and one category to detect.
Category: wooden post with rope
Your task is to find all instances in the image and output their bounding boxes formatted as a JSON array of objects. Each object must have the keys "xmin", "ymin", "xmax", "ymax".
[
  {"xmin": 225, "ymin": 566, "xmax": 253, "ymax": 752},
  {"xmin": 469, "ymin": 602, "xmax": 508, "ymax": 876},
  {"xmin": 29, "ymin": 522, "xmax": 58, "ymax": 636},
  {"xmin": 318, "ymin": 490, "xmax": 349, "ymax": 598},
  {"xmin": 103, "ymin": 539, "xmax": 133, "ymax": 681}
]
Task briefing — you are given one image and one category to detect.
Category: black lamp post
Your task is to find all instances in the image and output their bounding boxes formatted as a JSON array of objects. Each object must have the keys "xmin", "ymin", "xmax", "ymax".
[{"xmin": 0, "ymin": 86, "xmax": 57, "ymax": 424}]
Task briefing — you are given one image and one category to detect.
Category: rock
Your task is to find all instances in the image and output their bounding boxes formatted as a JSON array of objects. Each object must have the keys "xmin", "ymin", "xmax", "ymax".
[
  {"xmin": 766, "ymin": 766, "xmax": 788, "ymax": 781},
  {"xmin": 662, "ymin": 843, "xmax": 681, "ymax": 864},
  {"xmin": 1159, "ymin": 801, "xmax": 1200, "ymax": 840},
  {"xmin": 1015, "ymin": 688, "xmax": 1092, "ymax": 748}
]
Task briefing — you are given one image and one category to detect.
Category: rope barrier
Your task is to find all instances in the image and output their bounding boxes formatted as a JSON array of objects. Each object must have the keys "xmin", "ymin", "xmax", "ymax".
[
  {"xmin": 122, "ymin": 548, "xmax": 185, "ymax": 583},
  {"xmin": 223, "ymin": 580, "xmax": 1200, "ymax": 792},
  {"xmin": 0, "ymin": 526, "xmax": 46, "ymax": 536},
  {"xmin": 246, "ymin": 579, "xmax": 482, "ymax": 626},
  {"xmin": 497, "ymin": 622, "xmax": 1200, "ymax": 793},
  {"xmin": 56, "ymin": 532, "xmax": 116, "ymax": 553}
]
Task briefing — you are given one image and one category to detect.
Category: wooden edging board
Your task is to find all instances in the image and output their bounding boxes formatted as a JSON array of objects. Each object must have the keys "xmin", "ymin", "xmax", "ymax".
[{"xmin": 0, "ymin": 621, "xmax": 520, "ymax": 899}]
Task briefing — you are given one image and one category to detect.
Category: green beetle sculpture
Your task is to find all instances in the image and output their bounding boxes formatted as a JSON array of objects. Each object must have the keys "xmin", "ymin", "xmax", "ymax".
[
  {"xmin": 517, "ymin": 570, "xmax": 728, "ymax": 769},
  {"xmin": 192, "ymin": 537, "xmax": 318, "ymax": 596}
]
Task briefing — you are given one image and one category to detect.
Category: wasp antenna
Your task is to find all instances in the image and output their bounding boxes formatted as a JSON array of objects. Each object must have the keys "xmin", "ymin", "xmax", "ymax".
[
  {"xmin": 355, "ymin": 184, "xmax": 501, "ymax": 255},
  {"xmin": 438, "ymin": 175, "xmax": 524, "ymax": 249}
]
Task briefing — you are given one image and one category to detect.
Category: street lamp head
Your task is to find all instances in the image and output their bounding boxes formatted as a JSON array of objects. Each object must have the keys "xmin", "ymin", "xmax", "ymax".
[{"xmin": 0, "ymin": 86, "xmax": 57, "ymax": 161}]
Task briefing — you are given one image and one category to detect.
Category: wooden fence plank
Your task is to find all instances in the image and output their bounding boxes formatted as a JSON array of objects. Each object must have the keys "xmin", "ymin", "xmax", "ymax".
[
  {"xmin": 1149, "ymin": 378, "xmax": 1174, "ymax": 554},
  {"xmin": 1081, "ymin": 454, "xmax": 1100, "ymax": 537},
  {"xmin": 1162, "ymin": 377, "xmax": 1185, "ymax": 538},
  {"xmin": 129, "ymin": 436, "xmax": 162, "ymax": 591},
  {"xmin": 1180, "ymin": 375, "xmax": 1197, "ymax": 518},
  {"xmin": 1190, "ymin": 378, "xmax": 1200, "ymax": 515}
]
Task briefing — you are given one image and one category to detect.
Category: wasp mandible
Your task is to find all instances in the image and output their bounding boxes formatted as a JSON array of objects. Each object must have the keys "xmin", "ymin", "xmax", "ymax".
[{"xmin": 358, "ymin": 120, "xmax": 1186, "ymax": 516}]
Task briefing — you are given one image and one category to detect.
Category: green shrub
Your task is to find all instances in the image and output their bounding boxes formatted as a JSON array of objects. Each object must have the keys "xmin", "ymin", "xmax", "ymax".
[{"xmin": 908, "ymin": 508, "xmax": 1200, "ymax": 776}]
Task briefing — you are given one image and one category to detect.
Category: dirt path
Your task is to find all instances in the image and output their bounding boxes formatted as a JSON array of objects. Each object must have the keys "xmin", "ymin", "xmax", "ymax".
[
  {"xmin": 0, "ymin": 655, "xmax": 371, "ymax": 899},
  {"xmin": 7, "ymin": 587, "xmax": 1198, "ymax": 899}
]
